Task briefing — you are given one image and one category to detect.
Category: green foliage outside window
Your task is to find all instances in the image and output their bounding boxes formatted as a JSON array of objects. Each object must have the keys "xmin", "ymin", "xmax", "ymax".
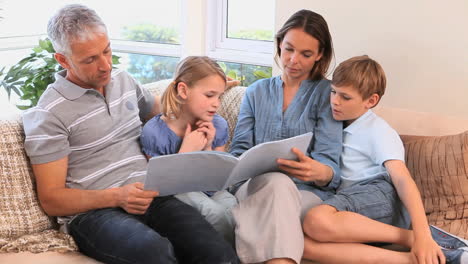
[
  {"xmin": 122, "ymin": 24, "xmax": 180, "ymax": 44},
  {"xmin": 218, "ymin": 61, "xmax": 272, "ymax": 87},
  {"xmin": 229, "ymin": 29, "xmax": 273, "ymax": 42}
]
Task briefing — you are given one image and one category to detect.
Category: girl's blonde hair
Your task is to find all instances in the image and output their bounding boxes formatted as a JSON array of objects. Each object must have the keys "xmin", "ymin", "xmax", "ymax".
[{"xmin": 161, "ymin": 56, "xmax": 226, "ymax": 119}]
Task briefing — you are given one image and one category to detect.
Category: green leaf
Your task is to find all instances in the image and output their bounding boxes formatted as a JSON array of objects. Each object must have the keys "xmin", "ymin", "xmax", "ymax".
[
  {"xmin": 218, "ymin": 62, "xmax": 227, "ymax": 73},
  {"xmin": 253, "ymin": 70, "xmax": 271, "ymax": 79},
  {"xmin": 112, "ymin": 54, "xmax": 120, "ymax": 65},
  {"xmin": 17, "ymin": 105, "xmax": 32, "ymax": 110},
  {"xmin": 227, "ymin": 70, "xmax": 238, "ymax": 80}
]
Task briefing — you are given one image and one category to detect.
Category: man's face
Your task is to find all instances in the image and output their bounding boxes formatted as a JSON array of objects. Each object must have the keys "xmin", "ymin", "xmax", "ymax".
[{"xmin": 58, "ymin": 32, "xmax": 112, "ymax": 90}]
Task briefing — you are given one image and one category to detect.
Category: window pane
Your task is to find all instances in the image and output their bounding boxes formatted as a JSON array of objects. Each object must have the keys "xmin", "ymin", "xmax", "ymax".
[
  {"xmin": 115, "ymin": 52, "xmax": 179, "ymax": 84},
  {"xmin": 0, "ymin": 0, "xmax": 181, "ymax": 45},
  {"xmin": 218, "ymin": 61, "xmax": 272, "ymax": 87},
  {"xmin": 88, "ymin": 0, "xmax": 181, "ymax": 44},
  {"xmin": 227, "ymin": 0, "xmax": 274, "ymax": 42}
]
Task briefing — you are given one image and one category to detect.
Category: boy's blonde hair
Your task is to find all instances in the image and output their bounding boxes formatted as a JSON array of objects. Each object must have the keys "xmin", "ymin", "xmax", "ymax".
[
  {"xmin": 161, "ymin": 56, "xmax": 226, "ymax": 119},
  {"xmin": 332, "ymin": 55, "xmax": 386, "ymax": 106}
]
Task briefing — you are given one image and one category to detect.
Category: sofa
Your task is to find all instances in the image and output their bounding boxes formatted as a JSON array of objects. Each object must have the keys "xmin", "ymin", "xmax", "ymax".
[{"xmin": 1, "ymin": 79, "xmax": 468, "ymax": 263}]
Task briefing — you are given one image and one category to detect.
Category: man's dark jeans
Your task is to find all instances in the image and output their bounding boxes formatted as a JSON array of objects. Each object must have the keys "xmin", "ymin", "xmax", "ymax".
[{"xmin": 69, "ymin": 195, "xmax": 239, "ymax": 264}]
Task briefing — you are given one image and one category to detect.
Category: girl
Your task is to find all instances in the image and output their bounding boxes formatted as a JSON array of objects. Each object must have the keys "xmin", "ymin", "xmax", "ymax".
[{"xmin": 140, "ymin": 56, "xmax": 236, "ymax": 245}]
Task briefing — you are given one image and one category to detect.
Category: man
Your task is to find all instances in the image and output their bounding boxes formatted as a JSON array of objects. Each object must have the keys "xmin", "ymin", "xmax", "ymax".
[{"xmin": 23, "ymin": 4, "xmax": 238, "ymax": 264}]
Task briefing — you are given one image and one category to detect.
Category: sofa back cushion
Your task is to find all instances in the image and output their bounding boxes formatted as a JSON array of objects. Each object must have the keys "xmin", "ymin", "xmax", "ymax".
[
  {"xmin": 402, "ymin": 131, "xmax": 468, "ymax": 239},
  {"xmin": 0, "ymin": 118, "xmax": 77, "ymax": 252}
]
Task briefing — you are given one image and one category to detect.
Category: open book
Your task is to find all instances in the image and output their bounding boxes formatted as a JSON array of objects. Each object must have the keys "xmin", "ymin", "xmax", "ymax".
[{"xmin": 144, "ymin": 132, "xmax": 313, "ymax": 195}]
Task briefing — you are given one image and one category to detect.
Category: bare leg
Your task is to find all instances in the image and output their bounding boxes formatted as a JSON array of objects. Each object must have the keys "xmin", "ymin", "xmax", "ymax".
[
  {"xmin": 303, "ymin": 205, "xmax": 413, "ymax": 247},
  {"xmin": 265, "ymin": 258, "xmax": 296, "ymax": 264},
  {"xmin": 303, "ymin": 236, "xmax": 412, "ymax": 264}
]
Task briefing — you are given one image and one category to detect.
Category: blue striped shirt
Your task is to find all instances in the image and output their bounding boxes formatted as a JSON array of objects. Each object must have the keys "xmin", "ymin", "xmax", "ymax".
[{"xmin": 230, "ymin": 76, "xmax": 343, "ymax": 199}]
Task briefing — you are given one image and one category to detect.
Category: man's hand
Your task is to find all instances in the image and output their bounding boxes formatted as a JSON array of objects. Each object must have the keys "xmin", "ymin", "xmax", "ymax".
[
  {"xmin": 179, "ymin": 123, "xmax": 208, "ymax": 153},
  {"xmin": 118, "ymin": 182, "xmax": 159, "ymax": 215},
  {"xmin": 196, "ymin": 120, "xmax": 216, "ymax": 151},
  {"xmin": 277, "ymin": 147, "xmax": 333, "ymax": 186}
]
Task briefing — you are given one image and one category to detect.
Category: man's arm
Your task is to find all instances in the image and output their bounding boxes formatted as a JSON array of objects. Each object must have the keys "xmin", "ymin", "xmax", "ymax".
[{"xmin": 33, "ymin": 156, "xmax": 158, "ymax": 216}]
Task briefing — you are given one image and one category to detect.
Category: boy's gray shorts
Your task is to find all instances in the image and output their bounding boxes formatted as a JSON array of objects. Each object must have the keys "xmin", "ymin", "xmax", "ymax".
[{"xmin": 323, "ymin": 177, "xmax": 408, "ymax": 227}]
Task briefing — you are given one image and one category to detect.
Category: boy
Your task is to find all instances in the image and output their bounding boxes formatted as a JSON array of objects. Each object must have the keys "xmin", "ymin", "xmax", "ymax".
[{"xmin": 302, "ymin": 55, "xmax": 468, "ymax": 264}]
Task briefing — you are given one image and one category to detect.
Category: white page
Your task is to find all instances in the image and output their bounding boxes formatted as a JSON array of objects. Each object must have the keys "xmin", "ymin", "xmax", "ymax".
[
  {"xmin": 224, "ymin": 132, "xmax": 313, "ymax": 187},
  {"xmin": 145, "ymin": 132, "xmax": 313, "ymax": 195},
  {"xmin": 145, "ymin": 152, "xmax": 238, "ymax": 195}
]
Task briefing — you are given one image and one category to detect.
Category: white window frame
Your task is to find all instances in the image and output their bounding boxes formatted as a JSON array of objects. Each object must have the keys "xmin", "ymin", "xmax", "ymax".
[
  {"xmin": 206, "ymin": 0, "xmax": 274, "ymax": 67},
  {"xmin": 0, "ymin": 0, "xmax": 275, "ymax": 67}
]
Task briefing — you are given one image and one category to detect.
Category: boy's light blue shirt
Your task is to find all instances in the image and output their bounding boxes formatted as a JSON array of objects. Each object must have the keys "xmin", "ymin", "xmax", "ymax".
[
  {"xmin": 230, "ymin": 76, "xmax": 343, "ymax": 200},
  {"xmin": 340, "ymin": 110, "xmax": 405, "ymax": 189}
]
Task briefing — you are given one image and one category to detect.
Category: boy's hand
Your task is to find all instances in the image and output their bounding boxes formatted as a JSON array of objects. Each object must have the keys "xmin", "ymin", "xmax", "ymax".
[
  {"xmin": 196, "ymin": 120, "xmax": 216, "ymax": 151},
  {"xmin": 411, "ymin": 236, "xmax": 445, "ymax": 264},
  {"xmin": 118, "ymin": 182, "xmax": 159, "ymax": 215},
  {"xmin": 179, "ymin": 123, "xmax": 208, "ymax": 153},
  {"xmin": 277, "ymin": 147, "xmax": 333, "ymax": 186}
]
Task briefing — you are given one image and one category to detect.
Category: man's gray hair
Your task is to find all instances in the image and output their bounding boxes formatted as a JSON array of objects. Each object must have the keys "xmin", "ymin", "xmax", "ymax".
[{"xmin": 47, "ymin": 4, "xmax": 107, "ymax": 55}]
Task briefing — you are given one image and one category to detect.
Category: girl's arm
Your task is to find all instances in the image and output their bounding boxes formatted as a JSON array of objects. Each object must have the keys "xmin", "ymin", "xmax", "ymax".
[
  {"xmin": 213, "ymin": 145, "xmax": 226, "ymax": 152},
  {"xmin": 385, "ymin": 159, "xmax": 445, "ymax": 263}
]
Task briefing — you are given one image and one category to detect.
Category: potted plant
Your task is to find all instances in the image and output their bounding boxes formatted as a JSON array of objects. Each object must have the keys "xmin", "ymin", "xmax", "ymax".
[{"xmin": 0, "ymin": 38, "xmax": 119, "ymax": 109}]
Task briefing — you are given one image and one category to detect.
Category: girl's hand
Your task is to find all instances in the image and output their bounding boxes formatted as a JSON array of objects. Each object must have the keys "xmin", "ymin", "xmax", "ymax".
[
  {"xmin": 277, "ymin": 147, "xmax": 333, "ymax": 186},
  {"xmin": 410, "ymin": 236, "xmax": 445, "ymax": 264},
  {"xmin": 196, "ymin": 121, "xmax": 216, "ymax": 151},
  {"xmin": 179, "ymin": 123, "xmax": 208, "ymax": 153}
]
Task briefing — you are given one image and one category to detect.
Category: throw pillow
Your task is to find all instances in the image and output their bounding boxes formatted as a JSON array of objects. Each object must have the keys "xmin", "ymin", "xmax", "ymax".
[
  {"xmin": 402, "ymin": 131, "xmax": 468, "ymax": 239},
  {"xmin": 0, "ymin": 118, "xmax": 77, "ymax": 252}
]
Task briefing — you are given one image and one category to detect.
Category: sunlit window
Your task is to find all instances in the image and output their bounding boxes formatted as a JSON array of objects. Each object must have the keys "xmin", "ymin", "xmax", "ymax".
[
  {"xmin": 226, "ymin": 0, "xmax": 274, "ymax": 42},
  {"xmin": 0, "ymin": 0, "xmax": 181, "ymax": 45}
]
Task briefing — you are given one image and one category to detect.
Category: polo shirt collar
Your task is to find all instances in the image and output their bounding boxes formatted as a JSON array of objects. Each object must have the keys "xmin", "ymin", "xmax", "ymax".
[
  {"xmin": 52, "ymin": 70, "xmax": 114, "ymax": 100},
  {"xmin": 343, "ymin": 109, "xmax": 374, "ymax": 135}
]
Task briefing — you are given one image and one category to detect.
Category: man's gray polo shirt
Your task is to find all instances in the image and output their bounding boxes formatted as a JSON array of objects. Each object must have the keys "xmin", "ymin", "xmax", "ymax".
[{"xmin": 23, "ymin": 69, "xmax": 155, "ymax": 191}]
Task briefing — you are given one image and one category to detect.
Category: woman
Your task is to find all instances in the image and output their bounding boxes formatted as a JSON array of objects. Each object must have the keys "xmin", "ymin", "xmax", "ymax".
[{"xmin": 229, "ymin": 9, "xmax": 342, "ymax": 264}]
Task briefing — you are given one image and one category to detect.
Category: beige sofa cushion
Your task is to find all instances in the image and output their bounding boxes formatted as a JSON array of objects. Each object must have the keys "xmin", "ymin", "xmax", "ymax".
[
  {"xmin": 0, "ymin": 118, "xmax": 77, "ymax": 253},
  {"xmin": 402, "ymin": 131, "xmax": 468, "ymax": 239}
]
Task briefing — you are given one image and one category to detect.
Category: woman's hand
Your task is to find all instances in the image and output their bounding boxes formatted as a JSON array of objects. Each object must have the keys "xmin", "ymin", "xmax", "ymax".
[
  {"xmin": 277, "ymin": 147, "xmax": 333, "ymax": 186},
  {"xmin": 196, "ymin": 120, "xmax": 216, "ymax": 151},
  {"xmin": 179, "ymin": 123, "xmax": 207, "ymax": 153},
  {"xmin": 226, "ymin": 76, "xmax": 241, "ymax": 90}
]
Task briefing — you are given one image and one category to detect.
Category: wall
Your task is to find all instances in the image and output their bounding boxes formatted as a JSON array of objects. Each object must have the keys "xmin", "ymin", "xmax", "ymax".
[{"xmin": 274, "ymin": 0, "xmax": 468, "ymax": 121}]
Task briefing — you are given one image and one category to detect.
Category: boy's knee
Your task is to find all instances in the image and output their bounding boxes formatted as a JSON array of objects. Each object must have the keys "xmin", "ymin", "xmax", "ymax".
[{"xmin": 303, "ymin": 206, "xmax": 336, "ymax": 242}]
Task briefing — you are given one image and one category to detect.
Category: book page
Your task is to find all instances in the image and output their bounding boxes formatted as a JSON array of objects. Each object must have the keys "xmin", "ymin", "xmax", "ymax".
[
  {"xmin": 224, "ymin": 132, "xmax": 313, "ymax": 188},
  {"xmin": 145, "ymin": 152, "xmax": 238, "ymax": 195}
]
